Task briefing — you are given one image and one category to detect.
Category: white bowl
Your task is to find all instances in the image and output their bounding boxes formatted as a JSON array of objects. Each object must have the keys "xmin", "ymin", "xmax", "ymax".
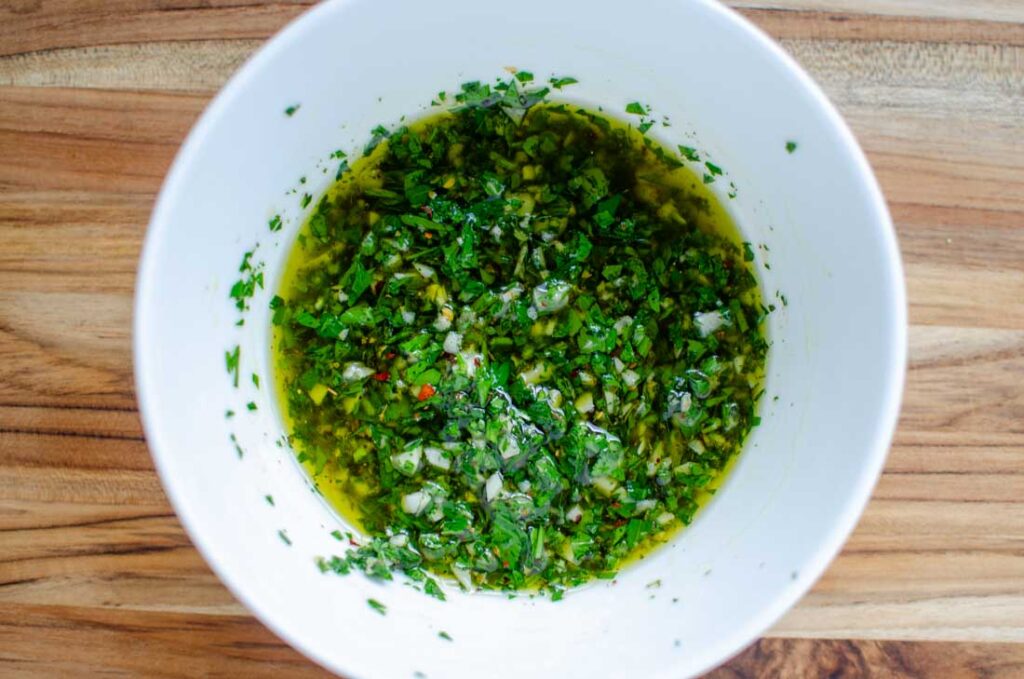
[{"xmin": 134, "ymin": 0, "xmax": 906, "ymax": 677}]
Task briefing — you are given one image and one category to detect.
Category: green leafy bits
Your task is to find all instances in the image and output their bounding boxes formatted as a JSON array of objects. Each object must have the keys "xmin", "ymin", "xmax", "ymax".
[{"xmin": 271, "ymin": 77, "xmax": 768, "ymax": 597}]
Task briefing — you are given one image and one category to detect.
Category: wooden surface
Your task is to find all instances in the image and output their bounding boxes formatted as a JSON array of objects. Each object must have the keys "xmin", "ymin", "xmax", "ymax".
[{"xmin": 1, "ymin": 0, "xmax": 1022, "ymax": 676}]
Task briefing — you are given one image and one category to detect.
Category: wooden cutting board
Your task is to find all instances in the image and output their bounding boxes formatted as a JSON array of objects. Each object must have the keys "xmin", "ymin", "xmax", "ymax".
[{"xmin": 1, "ymin": 1, "xmax": 1022, "ymax": 676}]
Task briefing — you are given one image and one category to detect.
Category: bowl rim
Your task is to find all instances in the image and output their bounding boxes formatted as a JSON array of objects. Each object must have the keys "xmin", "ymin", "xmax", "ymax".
[{"xmin": 134, "ymin": 0, "xmax": 908, "ymax": 676}]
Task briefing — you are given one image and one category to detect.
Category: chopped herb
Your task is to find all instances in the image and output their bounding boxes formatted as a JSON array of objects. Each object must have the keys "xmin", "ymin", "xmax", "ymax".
[
  {"xmin": 285, "ymin": 104, "xmax": 300, "ymax": 117},
  {"xmin": 438, "ymin": 631, "xmax": 453, "ymax": 641},
  {"xmin": 300, "ymin": 193, "xmax": 312, "ymax": 208},
  {"xmin": 225, "ymin": 410, "xmax": 235, "ymax": 419},
  {"xmin": 247, "ymin": 401, "xmax": 257, "ymax": 411},
  {"xmin": 273, "ymin": 76, "xmax": 767, "ymax": 596},
  {"xmin": 514, "ymin": 70, "xmax": 534, "ymax": 83},
  {"xmin": 229, "ymin": 433, "xmax": 244, "ymax": 459},
  {"xmin": 278, "ymin": 529, "xmax": 291, "ymax": 545},
  {"xmin": 252, "ymin": 373, "xmax": 260, "ymax": 388},
  {"xmin": 269, "ymin": 215, "xmax": 282, "ymax": 232},
  {"xmin": 678, "ymin": 145, "xmax": 700, "ymax": 162},
  {"xmin": 549, "ymin": 76, "xmax": 578, "ymax": 89},
  {"xmin": 225, "ymin": 345, "xmax": 240, "ymax": 387},
  {"xmin": 786, "ymin": 140, "xmax": 798, "ymax": 154},
  {"xmin": 265, "ymin": 494, "xmax": 275, "ymax": 506},
  {"xmin": 367, "ymin": 598, "xmax": 387, "ymax": 615},
  {"xmin": 331, "ymin": 529, "xmax": 344, "ymax": 540},
  {"xmin": 230, "ymin": 250, "xmax": 264, "ymax": 312},
  {"xmin": 424, "ymin": 577, "xmax": 446, "ymax": 601}
]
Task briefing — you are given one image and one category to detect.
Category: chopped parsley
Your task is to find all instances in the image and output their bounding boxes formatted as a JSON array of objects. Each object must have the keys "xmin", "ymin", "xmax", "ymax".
[
  {"xmin": 678, "ymin": 146, "xmax": 700, "ymax": 162},
  {"xmin": 786, "ymin": 140, "xmax": 798, "ymax": 154},
  {"xmin": 438, "ymin": 631, "xmax": 453, "ymax": 641},
  {"xmin": 549, "ymin": 76, "xmax": 578, "ymax": 89},
  {"xmin": 285, "ymin": 104, "xmax": 300, "ymax": 117},
  {"xmin": 229, "ymin": 433, "xmax": 244, "ymax": 459},
  {"xmin": 278, "ymin": 529, "xmax": 292, "ymax": 545},
  {"xmin": 230, "ymin": 250, "xmax": 264, "ymax": 312},
  {"xmin": 225, "ymin": 345, "xmax": 240, "ymax": 387},
  {"xmin": 367, "ymin": 598, "xmax": 387, "ymax": 615},
  {"xmin": 272, "ymin": 78, "xmax": 767, "ymax": 596}
]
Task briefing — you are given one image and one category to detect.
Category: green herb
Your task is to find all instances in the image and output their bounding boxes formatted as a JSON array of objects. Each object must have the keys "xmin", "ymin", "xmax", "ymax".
[
  {"xmin": 549, "ymin": 76, "xmax": 578, "ymax": 89},
  {"xmin": 438, "ymin": 631, "xmax": 453, "ymax": 641},
  {"xmin": 514, "ymin": 70, "xmax": 534, "ymax": 83},
  {"xmin": 300, "ymin": 193, "xmax": 312, "ymax": 208},
  {"xmin": 678, "ymin": 146, "xmax": 700, "ymax": 162},
  {"xmin": 285, "ymin": 104, "xmax": 300, "ymax": 117},
  {"xmin": 269, "ymin": 215, "xmax": 282, "ymax": 232},
  {"xmin": 225, "ymin": 409, "xmax": 235, "ymax": 419},
  {"xmin": 424, "ymin": 578, "xmax": 446, "ymax": 601},
  {"xmin": 273, "ymin": 77, "xmax": 767, "ymax": 597},
  {"xmin": 278, "ymin": 529, "xmax": 291, "ymax": 545},
  {"xmin": 247, "ymin": 401, "xmax": 257, "ymax": 411},
  {"xmin": 225, "ymin": 345, "xmax": 240, "ymax": 387},
  {"xmin": 331, "ymin": 529, "xmax": 344, "ymax": 540},
  {"xmin": 625, "ymin": 102, "xmax": 647, "ymax": 115},
  {"xmin": 229, "ymin": 433, "xmax": 244, "ymax": 459},
  {"xmin": 786, "ymin": 140, "xmax": 798, "ymax": 154},
  {"xmin": 230, "ymin": 250, "xmax": 264, "ymax": 312},
  {"xmin": 252, "ymin": 373, "xmax": 260, "ymax": 388},
  {"xmin": 367, "ymin": 598, "xmax": 387, "ymax": 615},
  {"xmin": 265, "ymin": 495, "xmax": 275, "ymax": 506}
]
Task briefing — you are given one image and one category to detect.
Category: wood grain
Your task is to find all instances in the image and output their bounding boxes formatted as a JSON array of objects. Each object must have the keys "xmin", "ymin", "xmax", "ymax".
[
  {"xmin": 707, "ymin": 638, "xmax": 1024, "ymax": 678},
  {"xmin": 1, "ymin": 0, "xmax": 1023, "ymax": 676}
]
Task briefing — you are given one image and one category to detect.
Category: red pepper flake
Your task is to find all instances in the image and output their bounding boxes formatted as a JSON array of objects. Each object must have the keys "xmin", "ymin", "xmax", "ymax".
[
  {"xmin": 372, "ymin": 372, "xmax": 389, "ymax": 382},
  {"xmin": 385, "ymin": 352, "xmax": 396, "ymax": 360},
  {"xmin": 502, "ymin": 561, "xmax": 510, "ymax": 569},
  {"xmin": 473, "ymin": 357, "xmax": 482, "ymax": 367},
  {"xmin": 613, "ymin": 519, "xmax": 627, "ymax": 527},
  {"xmin": 421, "ymin": 205, "xmax": 434, "ymax": 218},
  {"xmin": 417, "ymin": 384, "xmax": 436, "ymax": 401}
]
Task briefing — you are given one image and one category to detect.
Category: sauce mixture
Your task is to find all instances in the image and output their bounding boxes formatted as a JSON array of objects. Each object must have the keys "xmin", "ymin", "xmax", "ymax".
[{"xmin": 272, "ymin": 78, "xmax": 768, "ymax": 596}]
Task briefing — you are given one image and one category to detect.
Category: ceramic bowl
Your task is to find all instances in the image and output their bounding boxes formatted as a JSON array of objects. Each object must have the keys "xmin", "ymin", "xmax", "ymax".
[{"xmin": 134, "ymin": 0, "xmax": 906, "ymax": 677}]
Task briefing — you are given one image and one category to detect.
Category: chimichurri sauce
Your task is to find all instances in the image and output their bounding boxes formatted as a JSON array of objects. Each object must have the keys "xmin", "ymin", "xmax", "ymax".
[{"xmin": 272, "ymin": 80, "xmax": 768, "ymax": 596}]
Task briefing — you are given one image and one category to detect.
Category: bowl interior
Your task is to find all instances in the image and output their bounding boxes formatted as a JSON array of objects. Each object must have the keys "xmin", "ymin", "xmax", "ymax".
[{"xmin": 135, "ymin": 1, "xmax": 905, "ymax": 677}]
